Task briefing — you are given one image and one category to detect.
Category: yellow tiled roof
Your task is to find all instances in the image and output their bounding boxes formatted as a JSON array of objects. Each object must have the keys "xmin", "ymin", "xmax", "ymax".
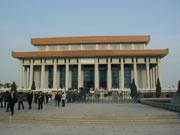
[
  {"xmin": 12, "ymin": 49, "xmax": 169, "ymax": 59},
  {"xmin": 31, "ymin": 35, "xmax": 150, "ymax": 45}
]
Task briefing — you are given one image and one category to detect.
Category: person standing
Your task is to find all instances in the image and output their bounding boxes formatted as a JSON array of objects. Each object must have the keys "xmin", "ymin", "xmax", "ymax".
[
  {"xmin": 0, "ymin": 91, "xmax": 3, "ymax": 108},
  {"xmin": 37, "ymin": 91, "xmax": 44, "ymax": 110},
  {"xmin": 27, "ymin": 90, "xmax": 33, "ymax": 109},
  {"xmin": 6, "ymin": 90, "xmax": 17, "ymax": 116},
  {"xmin": 62, "ymin": 92, "xmax": 66, "ymax": 107},
  {"xmin": 55, "ymin": 92, "xmax": 61, "ymax": 106},
  {"xmin": 34, "ymin": 92, "xmax": 38, "ymax": 104},
  {"xmin": 45, "ymin": 92, "xmax": 49, "ymax": 104},
  {"xmin": 17, "ymin": 91, "xmax": 25, "ymax": 110},
  {"xmin": 4, "ymin": 90, "xmax": 9, "ymax": 108}
]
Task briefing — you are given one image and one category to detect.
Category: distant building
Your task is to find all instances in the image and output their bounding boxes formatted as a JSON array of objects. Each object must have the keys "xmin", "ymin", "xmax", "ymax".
[{"xmin": 12, "ymin": 35, "xmax": 168, "ymax": 91}]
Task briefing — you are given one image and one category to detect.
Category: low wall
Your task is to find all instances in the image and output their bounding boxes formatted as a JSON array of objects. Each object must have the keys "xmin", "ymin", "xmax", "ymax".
[
  {"xmin": 140, "ymin": 100, "xmax": 180, "ymax": 112},
  {"xmin": 138, "ymin": 91, "xmax": 176, "ymax": 98}
]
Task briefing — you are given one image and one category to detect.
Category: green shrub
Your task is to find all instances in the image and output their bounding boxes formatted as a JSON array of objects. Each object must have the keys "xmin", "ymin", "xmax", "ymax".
[
  {"xmin": 156, "ymin": 78, "xmax": 161, "ymax": 98},
  {"xmin": 66, "ymin": 90, "xmax": 79, "ymax": 103}
]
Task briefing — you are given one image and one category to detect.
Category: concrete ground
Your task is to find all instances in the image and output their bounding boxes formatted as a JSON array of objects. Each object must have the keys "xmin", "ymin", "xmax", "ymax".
[{"xmin": 0, "ymin": 101, "xmax": 180, "ymax": 135}]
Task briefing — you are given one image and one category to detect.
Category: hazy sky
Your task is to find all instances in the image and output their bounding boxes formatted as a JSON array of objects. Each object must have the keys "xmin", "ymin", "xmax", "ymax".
[{"xmin": 0, "ymin": 0, "xmax": 179, "ymax": 88}]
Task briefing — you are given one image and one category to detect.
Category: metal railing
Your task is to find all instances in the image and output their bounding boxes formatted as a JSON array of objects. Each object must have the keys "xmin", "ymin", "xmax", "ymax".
[{"xmin": 67, "ymin": 91, "xmax": 134, "ymax": 104}]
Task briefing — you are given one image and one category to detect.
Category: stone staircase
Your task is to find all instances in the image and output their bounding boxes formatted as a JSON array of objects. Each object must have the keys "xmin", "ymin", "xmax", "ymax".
[{"xmin": 1, "ymin": 111, "xmax": 180, "ymax": 125}]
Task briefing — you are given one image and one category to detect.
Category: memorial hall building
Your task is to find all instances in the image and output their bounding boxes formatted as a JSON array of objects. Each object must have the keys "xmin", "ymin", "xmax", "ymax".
[{"xmin": 12, "ymin": 35, "xmax": 169, "ymax": 91}]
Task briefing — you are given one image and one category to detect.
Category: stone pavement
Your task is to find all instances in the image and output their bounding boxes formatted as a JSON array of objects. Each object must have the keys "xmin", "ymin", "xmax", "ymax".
[{"xmin": 0, "ymin": 102, "xmax": 180, "ymax": 135}]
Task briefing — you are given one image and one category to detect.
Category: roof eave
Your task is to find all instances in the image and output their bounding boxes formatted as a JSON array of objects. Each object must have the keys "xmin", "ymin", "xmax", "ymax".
[
  {"xmin": 31, "ymin": 35, "xmax": 150, "ymax": 46},
  {"xmin": 12, "ymin": 49, "xmax": 168, "ymax": 59}
]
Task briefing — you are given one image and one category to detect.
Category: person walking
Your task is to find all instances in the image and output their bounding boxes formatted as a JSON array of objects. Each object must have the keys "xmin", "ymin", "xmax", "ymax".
[
  {"xmin": 45, "ymin": 92, "xmax": 49, "ymax": 104},
  {"xmin": 4, "ymin": 90, "xmax": 9, "ymax": 108},
  {"xmin": 62, "ymin": 92, "xmax": 66, "ymax": 107},
  {"xmin": 0, "ymin": 91, "xmax": 3, "ymax": 108},
  {"xmin": 17, "ymin": 91, "xmax": 25, "ymax": 110},
  {"xmin": 27, "ymin": 90, "xmax": 33, "ymax": 109},
  {"xmin": 37, "ymin": 91, "xmax": 44, "ymax": 110},
  {"xmin": 34, "ymin": 92, "xmax": 38, "ymax": 104},
  {"xmin": 6, "ymin": 90, "xmax": 17, "ymax": 116},
  {"xmin": 55, "ymin": 92, "xmax": 61, "ymax": 107}
]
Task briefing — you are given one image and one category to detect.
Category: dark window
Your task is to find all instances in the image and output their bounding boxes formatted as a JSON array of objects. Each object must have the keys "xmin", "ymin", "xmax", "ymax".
[
  {"xmin": 99, "ymin": 65, "xmax": 107, "ymax": 89},
  {"xmin": 124, "ymin": 65, "xmax": 132, "ymax": 88},
  {"xmin": 71, "ymin": 65, "xmax": 78, "ymax": 89},
  {"xmin": 48, "ymin": 65, "xmax": 53, "ymax": 88},
  {"xmin": 112, "ymin": 64, "xmax": 119, "ymax": 88},
  {"xmin": 60, "ymin": 65, "xmax": 65, "ymax": 89}
]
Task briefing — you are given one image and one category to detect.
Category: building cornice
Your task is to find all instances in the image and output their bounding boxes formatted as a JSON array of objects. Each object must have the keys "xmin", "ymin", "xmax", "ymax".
[
  {"xmin": 12, "ymin": 49, "xmax": 169, "ymax": 59},
  {"xmin": 31, "ymin": 35, "xmax": 150, "ymax": 45}
]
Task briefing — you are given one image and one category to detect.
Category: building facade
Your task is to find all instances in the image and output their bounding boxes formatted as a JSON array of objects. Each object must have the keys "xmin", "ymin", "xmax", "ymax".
[{"xmin": 12, "ymin": 35, "xmax": 168, "ymax": 91}]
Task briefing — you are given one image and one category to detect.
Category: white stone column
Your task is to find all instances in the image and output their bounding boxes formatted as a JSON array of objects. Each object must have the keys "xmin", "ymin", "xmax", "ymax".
[
  {"xmin": 27, "ymin": 67, "xmax": 30, "ymax": 89},
  {"xmin": 155, "ymin": 65, "xmax": 158, "ymax": 85},
  {"xmin": 53, "ymin": 59, "xmax": 57, "ymax": 89},
  {"xmin": 22, "ymin": 66, "xmax": 25, "ymax": 89},
  {"xmin": 23, "ymin": 67, "xmax": 27, "ymax": 89},
  {"xmin": 146, "ymin": 58, "xmax": 150, "ymax": 90},
  {"xmin": 65, "ymin": 59, "xmax": 69, "ymax": 91},
  {"xmin": 41, "ymin": 59, "xmax": 45, "ymax": 90},
  {"xmin": 154, "ymin": 60, "xmax": 160, "ymax": 88},
  {"xmin": 18, "ymin": 60, "xmax": 23, "ymax": 89},
  {"xmin": 157, "ymin": 58, "xmax": 160, "ymax": 80},
  {"xmin": 121, "ymin": 58, "xmax": 124, "ymax": 90},
  {"xmin": 107, "ymin": 58, "xmax": 111, "ymax": 91},
  {"xmin": 95, "ymin": 58, "xmax": 99, "ymax": 90},
  {"xmin": 29, "ymin": 59, "xmax": 33, "ymax": 90},
  {"xmin": 150, "ymin": 67, "xmax": 153, "ymax": 89},
  {"xmin": 152, "ymin": 67, "xmax": 156, "ymax": 89},
  {"xmin": 133, "ymin": 58, "xmax": 137, "ymax": 87},
  {"xmin": 119, "ymin": 63, "xmax": 121, "ymax": 89},
  {"xmin": 78, "ymin": 60, "xmax": 82, "ymax": 89}
]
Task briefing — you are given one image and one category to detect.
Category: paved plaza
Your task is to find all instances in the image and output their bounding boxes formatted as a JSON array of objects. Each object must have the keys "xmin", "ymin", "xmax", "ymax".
[{"xmin": 0, "ymin": 102, "xmax": 180, "ymax": 135}]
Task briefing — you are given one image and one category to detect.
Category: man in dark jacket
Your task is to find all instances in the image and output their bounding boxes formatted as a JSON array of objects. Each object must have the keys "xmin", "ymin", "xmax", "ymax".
[
  {"xmin": 0, "ymin": 91, "xmax": 3, "ymax": 108},
  {"xmin": 6, "ymin": 90, "xmax": 17, "ymax": 116},
  {"xmin": 4, "ymin": 90, "xmax": 9, "ymax": 108},
  {"xmin": 38, "ymin": 91, "xmax": 44, "ymax": 110},
  {"xmin": 27, "ymin": 90, "xmax": 33, "ymax": 109},
  {"xmin": 55, "ymin": 92, "xmax": 61, "ymax": 106},
  {"xmin": 17, "ymin": 91, "xmax": 25, "ymax": 110}
]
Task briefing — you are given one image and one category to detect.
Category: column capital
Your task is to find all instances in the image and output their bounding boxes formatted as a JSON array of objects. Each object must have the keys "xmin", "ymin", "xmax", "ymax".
[
  {"xmin": 42, "ymin": 59, "xmax": 45, "ymax": 64},
  {"xmin": 146, "ymin": 57, "xmax": 150, "ymax": 64},
  {"xmin": 30, "ymin": 59, "xmax": 33, "ymax": 65}
]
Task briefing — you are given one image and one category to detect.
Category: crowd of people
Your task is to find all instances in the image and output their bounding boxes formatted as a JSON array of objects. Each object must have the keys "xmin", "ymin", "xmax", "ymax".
[{"xmin": 0, "ymin": 90, "xmax": 66, "ymax": 116}]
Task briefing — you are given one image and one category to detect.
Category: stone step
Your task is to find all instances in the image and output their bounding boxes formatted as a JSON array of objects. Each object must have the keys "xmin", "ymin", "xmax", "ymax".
[{"xmin": 1, "ymin": 112, "xmax": 180, "ymax": 125}]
